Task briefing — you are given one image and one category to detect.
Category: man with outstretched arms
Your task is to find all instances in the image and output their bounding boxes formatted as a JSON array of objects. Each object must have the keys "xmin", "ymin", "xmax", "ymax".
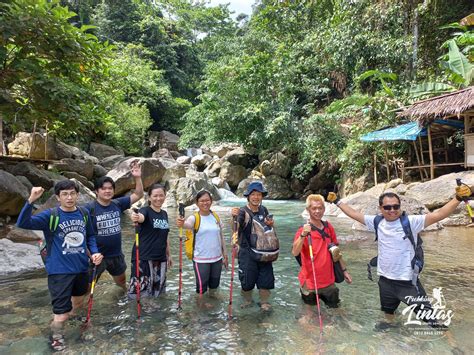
[
  {"xmin": 327, "ymin": 185, "xmax": 471, "ymax": 326},
  {"xmin": 86, "ymin": 161, "xmax": 143, "ymax": 290},
  {"xmin": 16, "ymin": 180, "xmax": 103, "ymax": 351},
  {"xmin": 231, "ymin": 181, "xmax": 276, "ymax": 311},
  {"xmin": 292, "ymin": 194, "xmax": 352, "ymax": 308}
]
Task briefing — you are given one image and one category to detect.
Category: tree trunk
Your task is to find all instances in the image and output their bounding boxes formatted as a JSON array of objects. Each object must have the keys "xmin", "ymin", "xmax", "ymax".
[{"xmin": 0, "ymin": 112, "xmax": 4, "ymax": 156}]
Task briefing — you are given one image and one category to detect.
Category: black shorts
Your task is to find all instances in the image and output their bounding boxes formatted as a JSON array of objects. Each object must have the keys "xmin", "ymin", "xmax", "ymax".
[
  {"xmin": 193, "ymin": 260, "xmax": 223, "ymax": 294},
  {"xmin": 48, "ymin": 273, "xmax": 88, "ymax": 314},
  {"xmin": 378, "ymin": 276, "xmax": 431, "ymax": 315},
  {"xmin": 89, "ymin": 254, "xmax": 127, "ymax": 282},
  {"xmin": 300, "ymin": 284, "xmax": 340, "ymax": 308},
  {"xmin": 238, "ymin": 248, "xmax": 275, "ymax": 291}
]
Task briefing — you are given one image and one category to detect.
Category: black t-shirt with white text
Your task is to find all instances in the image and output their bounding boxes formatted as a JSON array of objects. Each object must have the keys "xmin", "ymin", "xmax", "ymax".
[{"xmin": 131, "ymin": 206, "xmax": 169, "ymax": 262}]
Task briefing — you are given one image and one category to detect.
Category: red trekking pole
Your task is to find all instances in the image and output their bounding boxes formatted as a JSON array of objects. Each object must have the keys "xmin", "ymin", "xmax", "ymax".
[
  {"xmin": 177, "ymin": 203, "xmax": 185, "ymax": 310},
  {"xmin": 307, "ymin": 234, "xmax": 323, "ymax": 334},
  {"xmin": 85, "ymin": 265, "xmax": 98, "ymax": 324},
  {"xmin": 228, "ymin": 217, "xmax": 238, "ymax": 319},
  {"xmin": 133, "ymin": 208, "xmax": 141, "ymax": 319}
]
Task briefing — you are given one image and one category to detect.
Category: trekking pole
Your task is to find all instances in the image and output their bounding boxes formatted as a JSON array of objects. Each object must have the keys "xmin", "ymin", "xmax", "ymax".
[
  {"xmin": 228, "ymin": 216, "xmax": 238, "ymax": 320},
  {"xmin": 456, "ymin": 178, "xmax": 474, "ymax": 223},
  {"xmin": 85, "ymin": 265, "xmax": 98, "ymax": 324},
  {"xmin": 178, "ymin": 203, "xmax": 185, "ymax": 311},
  {"xmin": 133, "ymin": 208, "xmax": 141, "ymax": 319},
  {"xmin": 307, "ymin": 234, "xmax": 323, "ymax": 334}
]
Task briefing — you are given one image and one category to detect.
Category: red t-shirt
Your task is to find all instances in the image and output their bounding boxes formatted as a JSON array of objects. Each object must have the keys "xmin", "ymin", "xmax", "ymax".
[{"xmin": 294, "ymin": 221, "xmax": 339, "ymax": 290}]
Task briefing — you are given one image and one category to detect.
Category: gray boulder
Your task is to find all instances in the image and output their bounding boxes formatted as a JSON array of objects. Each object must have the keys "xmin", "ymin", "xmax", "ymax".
[
  {"xmin": 265, "ymin": 175, "xmax": 293, "ymax": 199},
  {"xmin": 168, "ymin": 177, "xmax": 220, "ymax": 206},
  {"xmin": 211, "ymin": 177, "xmax": 231, "ymax": 190},
  {"xmin": 7, "ymin": 132, "xmax": 57, "ymax": 160},
  {"xmin": 176, "ymin": 155, "xmax": 191, "ymax": 164},
  {"xmin": 0, "ymin": 171, "xmax": 29, "ymax": 216},
  {"xmin": 89, "ymin": 142, "xmax": 124, "ymax": 160},
  {"xmin": 7, "ymin": 227, "xmax": 43, "ymax": 243},
  {"xmin": 0, "ymin": 239, "xmax": 43, "ymax": 275},
  {"xmin": 152, "ymin": 148, "xmax": 175, "ymax": 160},
  {"xmin": 62, "ymin": 171, "xmax": 94, "ymax": 190},
  {"xmin": 203, "ymin": 158, "xmax": 222, "ymax": 178},
  {"xmin": 11, "ymin": 162, "xmax": 55, "ymax": 189},
  {"xmin": 149, "ymin": 130, "xmax": 180, "ymax": 152},
  {"xmin": 191, "ymin": 154, "xmax": 212, "ymax": 169},
  {"xmin": 100, "ymin": 155, "xmax": 127, "ymax": 170},
  {"xmin": 16, "ymin": 176, "xmax": 33, "ymax": 192},
  {"xmin": 93, "ymin": 164, "xmax": 108, "ymax": 179},
  {"xmin": 202, "ymin": 143, "xmax": 241, "ymax": 158},
  {"xmin": 259, "ymin": 152, "xmax": 291, "ymax": 178},
  {"xmin": 50, "ymin": 158, "xmax": 95, "ymax": 180},
  {"xmin": 222, "ymin": 147, "xmax": 251, "ymax": 167},
  {"xmin": 159, "ymin": 158, "xmax": 186, "ymax": 182},
  {"xmin": 219, "ymin": 162, "xmax": 247, "ymax": 189}
]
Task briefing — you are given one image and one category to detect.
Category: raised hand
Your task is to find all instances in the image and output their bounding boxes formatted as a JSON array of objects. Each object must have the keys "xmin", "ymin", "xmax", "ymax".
[
  {"xmin": 327, "ymin": 192, "xmax": 339, "ymax": 204},
  {"xmin": 130, "ymin": 161, "xmax": 142, "ymax": 178},
  {"xmin": 231, "ymin": 207, "xmax": 240, "ymax": 217},
  {"xmin": 455, "ymin": 185, "xmax": 472, "ymax": 200},
  {"xmin": 29, "ymin": 187, "xmax": 45, "ymax": 203}
]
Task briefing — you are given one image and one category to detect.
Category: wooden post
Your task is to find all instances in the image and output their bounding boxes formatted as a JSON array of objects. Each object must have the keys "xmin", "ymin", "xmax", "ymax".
[
  {"xmin": 0, "ymin": 112, "xmax": 3, "ymax": 156},
  {"xmin": 384, "ymin": 142, "xmax": 390, "ymax": 182},
  {"xmin": 44, "ymin": 123, "xmax": 49, "ymax": 160},
  {"xmin": 412, "ymin": 141, "xmax": 424, "ymax": 181},
  {"xmin": 373, "ymin": 152, "xmax": 378, "ymax": 185},
  {"xmin": 29, "ymin": 120, "xmax": 37, "ymax": 158},
  {"xmin": 427, "ymin": 125, "xmax": 434, "ymax": 180},
  {"xmin": 418, "ymin": 135, "xmax": 428, "ymax": 179}
]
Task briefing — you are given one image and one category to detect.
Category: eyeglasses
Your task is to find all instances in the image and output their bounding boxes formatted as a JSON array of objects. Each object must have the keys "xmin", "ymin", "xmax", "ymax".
[
  {"xmin": 59, "ymin": 191, "xmax": 78, "ymax": 198},
  {"xmin": 382, "ymin": 204, "xmax": 400, "ymax": 211}
]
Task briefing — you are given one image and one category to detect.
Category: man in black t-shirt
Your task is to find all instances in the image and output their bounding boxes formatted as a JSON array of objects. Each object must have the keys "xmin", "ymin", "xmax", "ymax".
[{"xmin": 231, "ymin": 181, "xmax": 275, "ymax": 311}]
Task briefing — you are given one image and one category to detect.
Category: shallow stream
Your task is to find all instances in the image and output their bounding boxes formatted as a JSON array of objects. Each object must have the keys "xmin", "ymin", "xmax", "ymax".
[{"xmin": 0, "ymin": 199, "xmax": 473, "ymax": 353}]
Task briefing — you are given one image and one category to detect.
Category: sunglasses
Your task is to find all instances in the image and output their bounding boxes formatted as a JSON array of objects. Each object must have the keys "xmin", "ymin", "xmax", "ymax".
[{"xmin": 382, "ymin": 204, "xmax": 400, "ymax": 211}]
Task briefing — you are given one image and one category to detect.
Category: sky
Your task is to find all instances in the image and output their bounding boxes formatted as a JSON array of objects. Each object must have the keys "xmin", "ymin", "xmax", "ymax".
[{"xmin": 208, "ymin": 0, "xmax": 255, "ymax": 17}]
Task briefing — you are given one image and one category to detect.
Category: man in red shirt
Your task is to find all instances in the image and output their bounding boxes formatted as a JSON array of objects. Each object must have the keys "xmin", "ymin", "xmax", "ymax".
[{"xmin": 292, "ymin": 194, "xmax": 352, "ymax": 307}]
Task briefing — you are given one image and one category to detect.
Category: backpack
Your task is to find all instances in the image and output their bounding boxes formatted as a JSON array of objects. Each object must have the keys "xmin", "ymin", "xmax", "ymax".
[
  {"xmin": 184, "ymin": 211, "xmax": 221, "ymax": 260},
  {"xmin": 242, "ymin": 206, "xmax": 279, "ymax": 262},
  {"xmin": 367, "ymin": 212, "xmax": 424, "ymax": 286},
  {"xmin": 38, "ymin": 206, "xmax": 89, "ymax": 264},
  {"xmin": 294, "ymin": 221, "xmax": 344, "ymax": 283}
]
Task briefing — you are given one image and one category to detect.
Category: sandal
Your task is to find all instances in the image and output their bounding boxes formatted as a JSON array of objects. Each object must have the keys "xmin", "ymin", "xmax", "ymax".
[
  {"xmin": 259, "ymin": 302, "xmax": 272, "ymax": 311},
  {"xmin": 50, "ymin": 334, "xmax": 66, "ymax": 352},
  {"xmin": 240, "ymin": 300, "xmax": 254, "ymax": 309}
]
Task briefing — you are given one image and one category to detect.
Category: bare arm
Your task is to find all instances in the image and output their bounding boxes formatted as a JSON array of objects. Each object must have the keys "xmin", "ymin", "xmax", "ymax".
[
  {"xmin": 292, "ymin": 224, "xmax": 310, "ymax": 256},
  {"xmin": 336, "ymin": 202, "xmax": 366, "ymax": 225},
  {"xmin": 129, "ymin": 162, "xmax": 144, "ymax": 204},
  {"xmin": 424, "ymin": 198, "xmax": 461, "ymax": 228}
]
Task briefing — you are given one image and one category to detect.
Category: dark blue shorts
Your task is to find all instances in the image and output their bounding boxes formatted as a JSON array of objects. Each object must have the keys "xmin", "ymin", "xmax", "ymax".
[
  {"xmin": 48, "ymin": 273, "xmax": 88, "ymax": 314},
  {"xmin": 89, "ymin": 254, "xmax": 127, "ymax": 282},
  {"xmin": 238, "ymin": 248, "xmax": 274, "ymax": 291}
]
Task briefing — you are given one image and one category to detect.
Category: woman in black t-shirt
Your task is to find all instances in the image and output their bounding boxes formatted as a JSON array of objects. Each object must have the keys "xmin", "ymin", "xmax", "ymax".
[{"xmin": 128, "ymin": 184, "xmax": 172, "ymax": 298}]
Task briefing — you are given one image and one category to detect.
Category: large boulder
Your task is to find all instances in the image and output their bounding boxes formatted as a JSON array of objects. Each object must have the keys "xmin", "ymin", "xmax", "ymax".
[
  {"xmin": 0, "ymin": 239, "xmax": 43, "ymax": 275},
  {"xmin": 191, "ymin": 154, "xmax": 212, "ymax": 169},
  {"xmin": 0, "ymin": 170, "xmax": 29, "ymax": 216},
  {"xmin": 167, "ymin": 177, "xmax": 220, "ymax": 206},
  {"xmin": 7, "ymin": 227, "xmax": 43, "ymax": 243},
  {"xmin": 439, "ymin": 202, "xmax": 474, "ymax": 226},
  {"xmin": 202, "ymin": 143, "xmax": 241, "ymax": 158},
  {"xmin": 265, "ymin": 175, "xmax": 293, "ymax": 199},
  {"xmin": 50, "ymin": 158, "xmax": 95, "ymax": 180},
  {"xmin": 405, "ymin": 171, "xmax": 474, "ymax": 210},
  {"xmin": 159, "ymin": 158, "xmax": 186, "ymax": 183},
  {"xmin": 176, "ymin": 155, "xmax": 191, "ymax": 165},
  {"xmin": 203, "ymin": 158, "xmax": 222, "ymax": 178},
  {"xmin": 149, "ymin": 130, "xmax": 180, "ymax": 152},
  {"xmin": 236, "ymin": 178, "xmax": 257, "ymax": 197},
  {"xmin": 11, "ymin": 162, "xmax": 55, "ymax": 189},
  {"xmin": 100, "ymin": 155, "xmax": 127, "ymax": 171},
  {"xmin": 258, "ymin": 152, "xmax": 292, "ymax": 178},
  {"xmin": 222, "ymin": 147, "xmax": 252, "ymax": 167},
  {"xmin": 7, "ymin": 132, "xmax": 58, "ymax": 160},
  {"xmin": 107, "ymin": 157, "xmax": 165, "ymax": 195},
  {"xmin": 62, "ymin": 171, "xmax": 94, "ymax": 190},
  {"xmin": 88, "ymin": 142, "xmax": 124, "ymax": 160},
  {"xmin": 93, "ymin": 164, "xmax": 108, "ymax": 179},
  {"xmin": 152, "ymin": 148, "xmax": 175, "ymax": 160},
  {"xmin": 218, "ymin": 162, "xmax": 247, "ymax": 189}
]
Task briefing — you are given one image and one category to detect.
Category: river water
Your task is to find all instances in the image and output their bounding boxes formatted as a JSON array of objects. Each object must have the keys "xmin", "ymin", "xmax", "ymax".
[{"xmin": 0, "ymin": 199, "xmax": 473, "ymax": 353}]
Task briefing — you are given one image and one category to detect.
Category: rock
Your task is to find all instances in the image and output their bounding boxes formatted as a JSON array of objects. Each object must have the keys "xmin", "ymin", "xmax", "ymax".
[
  {"xmin": 0, "ymin": 239, "xmax": 43, "ymax": 275},
  {"xmin": 203, "ymin": 158, "xmax": 222, "ymax": 178},
  {"xmin": 394, "ymin": 183, "xmax": 408, "ymax": 195},
  {"xmin": 185, "ymin": 168, "xmax": 208, "ymax": 180},
  {"xmin": 439, "ymin": 201, "xmax": 474, "ymax": 226},
  {"xmin": 341, "ymin": 170, "xmax": 374, "ymax": 196},
  {"xmin": 191, "ymin": 154, "xmax": 212, "ymax": 169},
  {"xmin": 364, "ymin": 183, "xmax": 386, "ymax": 199},
  {"xmin": 176, "ymin": 156, "xmax": 191, "ymax": 164},
  {"xmin": 290, "ymin": 178, "xmax": 305, "ymax": 194},
  {"xmin": 405, "ymin": 171, "xmax": 474, "ymax": 210},
  {"xmin": 202, "ymin": 143, "xmax": 241, "ymax": 158},
  {"xmin": 305, "ymin": 163, "xmax": 336, "ymax": 194},
  {"xmin": 218, "ymin": 162, "xmax": 247, "ymax": 189},
  {"xmin": 168, "ymin": 177, "xmax": 220, "ymax": 206},
  {"xmin": 11, "ymin": 162, "xmax": 55, "ymax": 189},
  {"xmin": 258, "ymin": 152, "xmax": 292, "ymax": 178},
  {"xmin": 170, "ymin": 150, "xmax": 182, "ymax": 159},
  {"xmin": 7, "ymin": 227, "xmax": 43, "ymax": 243},
  {"xmin": 55, "ymin": 140, "xmax": 99, "ymax": 164},
  {"xmin": 7, "ymin": 132, "xmax": 56, "ymax": 160},
  {"xmin": 15, "ymin": 176, "xmax": 33, "ymax": 192},
  {"xmin": 149, "ymin": 130, "xmax": 180, "ymax": 152},
  {"xmin": 152, "ymin": 148, "xmax": 175, "ymax": 160},
  {"xmin": 107, "ymin": 157, "xmax": 165, "ymax": 195},
  {"xmin": 211, "ymin": 177, "xmax": 231, "ymax": 190},
  {"xmin": 386, "ymin": 178, "xmax": 403, "ymax": 189},
  {"xmin": 265, "ymin": 175, "xmax": 293, "ymax": 199},
  {"xmin": 88, "ymin": 142, "xmax": 124, "ymax": 160},
  {"xmin": 62, "ymin": 171, "xmax": 94, "ymax": 190},
  {"xmin": 159, "ymin": 158, "xmax": 186, "ymax": 182},
  {"xmin": 222, "ymin": 147, "xmax": 251, "ymax": 167},
  {"xmin": 93, "ymin": 164, "xmax": 107, "ymax": 179},
  {"xmin": 50, "ymin": 158, "xmax": 95, "ymax": 180},
  {"xmin": 100, "ymin": 155, "xmax": 127, "ymax": 170},
  {"xmin": 0, "ymin": 171, "xmax": 29, "ymax": 216}
]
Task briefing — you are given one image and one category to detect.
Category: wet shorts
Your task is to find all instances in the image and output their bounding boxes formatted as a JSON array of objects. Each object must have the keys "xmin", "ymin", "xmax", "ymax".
[
  {"xmin": 238, "ymin": 248, "xmax": 274, "ymax": 291},
  {"xmin": 378, "ymin": 276, "xmax": 431, "ymax": 315},
  {"xmin": 48, "ymin": 273, "xmax": 88, "ymax": 314},
  {"xmin": 300, "ymin": 283, "xmax": 340, "ymax": 308},
  {"xmin": 89, "ymin": 254, "xmax": 127, "ymax": 282},
  {"xmin": 193, "ymin": 260, "xmax": 223, "ymax": 294}
]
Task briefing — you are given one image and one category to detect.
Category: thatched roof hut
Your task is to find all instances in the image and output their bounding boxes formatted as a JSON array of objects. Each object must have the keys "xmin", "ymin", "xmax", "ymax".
[{"xmin": 398, "ymin": 86, "xmax": 474, "ymax": 124}]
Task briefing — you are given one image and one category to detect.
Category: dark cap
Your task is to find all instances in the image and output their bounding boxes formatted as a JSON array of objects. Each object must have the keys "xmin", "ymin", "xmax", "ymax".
[{"xmin": 243, "ymin": 181, "xmax": 268, "ymax": 197}]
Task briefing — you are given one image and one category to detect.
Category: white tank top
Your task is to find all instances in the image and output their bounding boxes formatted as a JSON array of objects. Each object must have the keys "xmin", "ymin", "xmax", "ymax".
[{"xmin": 193, "ymin": 213, "xmax": 223, "ymax": 263}]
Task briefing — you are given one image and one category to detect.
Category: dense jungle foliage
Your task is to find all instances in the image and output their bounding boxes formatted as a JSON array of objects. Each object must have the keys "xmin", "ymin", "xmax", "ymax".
[{"xmin": 1, "ymin": 0, "xmax": 473, "ymax": 181}]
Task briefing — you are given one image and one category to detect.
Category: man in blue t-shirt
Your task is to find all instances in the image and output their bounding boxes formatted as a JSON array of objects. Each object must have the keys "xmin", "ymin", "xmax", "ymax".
[
  {"xmin": 85, "ymin": 161, "xmax": 143, "ymax": 291},
  {"xmin": 17, "ymin": 180, "xmax": 103, "ymax": 351}
]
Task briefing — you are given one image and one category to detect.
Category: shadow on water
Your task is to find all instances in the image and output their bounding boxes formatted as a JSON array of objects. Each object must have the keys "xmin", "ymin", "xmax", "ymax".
[{"xmin": 0, "ymin": 199, "xmax": 473, "ymax": 353}]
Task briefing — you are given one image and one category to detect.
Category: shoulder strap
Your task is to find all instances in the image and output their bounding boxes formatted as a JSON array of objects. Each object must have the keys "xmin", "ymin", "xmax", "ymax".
[
  {"xmin": 373, "ymin": 215, "xmax": 384, "ymax": 241},
  {"xmin": 77, "ymin": 206, "xmax": 88, "ymax": 224},
  {"xmin": 400, "ymin": 212, "xmax": 416, "ymax": 250},
  {"xmin": 49, "ymin": 207, "xmax": 60, "ymax": 232},
  {"xmin": 312, "ymin": 221, "xmax": 330, "ymax": 240},
  {"xmin": 193, "ymin": 211, "xmax": 201, "ymax": 234}
]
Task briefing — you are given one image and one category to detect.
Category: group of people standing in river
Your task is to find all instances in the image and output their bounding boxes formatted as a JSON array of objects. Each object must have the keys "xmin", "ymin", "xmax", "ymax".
[{"xmin": 16, "ymin": 161, "xmax": 472, "ymax": 351}]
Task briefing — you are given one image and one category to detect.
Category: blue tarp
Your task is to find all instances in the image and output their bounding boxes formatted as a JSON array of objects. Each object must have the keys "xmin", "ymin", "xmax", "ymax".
[{"xmin": 360, "ymin": 119, "xmax": 464, "ymax": 142}]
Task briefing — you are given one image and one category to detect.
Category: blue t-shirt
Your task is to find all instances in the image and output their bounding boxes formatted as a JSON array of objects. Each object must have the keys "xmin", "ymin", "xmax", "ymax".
[
  {"xmin": 16, "ymin": 202, "xmax": 98, "ymax": 275},
  {"xmin": 85, "ymin": 196, "xmax": 131, "ymax": 257}
]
